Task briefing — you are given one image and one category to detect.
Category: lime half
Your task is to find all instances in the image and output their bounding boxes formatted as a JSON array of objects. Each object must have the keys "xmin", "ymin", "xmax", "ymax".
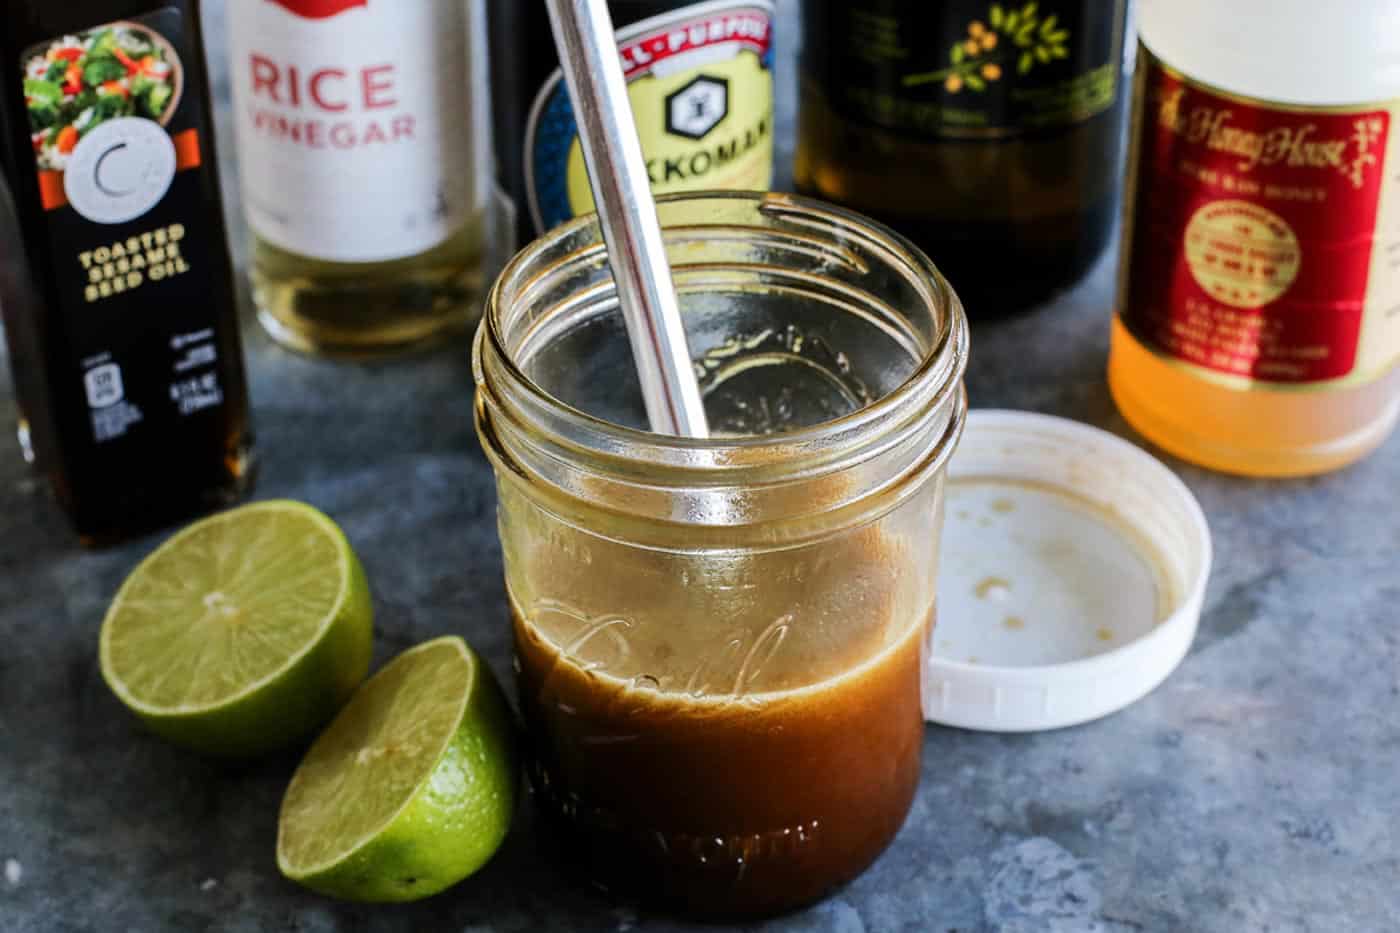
[
  {"xmin": 99, "ymin": 500, "xmax": 373, "ymax": 758},
  {"xmin": 277, "ymin": 636, "xmax": 517, "ymax": 902}
]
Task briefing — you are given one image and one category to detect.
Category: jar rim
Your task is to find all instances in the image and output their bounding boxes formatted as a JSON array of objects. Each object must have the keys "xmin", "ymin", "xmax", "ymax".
[{"xmin": 476, "ymin": 191, "xmax": 969, "ymax": 476}]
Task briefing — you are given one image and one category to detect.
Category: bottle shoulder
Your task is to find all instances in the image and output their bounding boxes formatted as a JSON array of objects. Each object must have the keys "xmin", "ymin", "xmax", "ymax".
[{"xmin": 1138, "ymin": 0, "xmax": 1400, "ymax": 106}]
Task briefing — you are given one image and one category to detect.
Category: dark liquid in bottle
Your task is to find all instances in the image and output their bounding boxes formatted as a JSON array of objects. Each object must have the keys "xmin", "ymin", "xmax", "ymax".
[
  {"xmin": 0, "ymin": 1, "xmax": 253, "ymax": 544},
  {"xmin": 795, "ymin": 1, "xmax": 1128, "ymax": 315},
  {"xmin": 514, "ymin": 600, "xmax": 931, "ymax": 918}
]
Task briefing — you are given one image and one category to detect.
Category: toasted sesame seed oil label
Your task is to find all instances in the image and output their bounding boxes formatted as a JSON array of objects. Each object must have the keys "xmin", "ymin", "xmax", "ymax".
[
  {"xmin": 803, "ymin": 1, "xmax": 1125, "ymax": 140},
  {"xmin": 1118, "ymin": 48, "xmax": 1400, "ymax": 387},
  {"xmin": 524, "ymin": 0, "xmax": 774, "ymax": 233},
  {"xmin": 16, "ymin": 10, "xmax": 240, "ymax": 445}
]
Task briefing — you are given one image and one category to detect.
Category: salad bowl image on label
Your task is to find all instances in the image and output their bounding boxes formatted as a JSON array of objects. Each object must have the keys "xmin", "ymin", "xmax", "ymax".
[{"xmin": 23, "ymin": 21, "xmax": 183, "ymax": 173}]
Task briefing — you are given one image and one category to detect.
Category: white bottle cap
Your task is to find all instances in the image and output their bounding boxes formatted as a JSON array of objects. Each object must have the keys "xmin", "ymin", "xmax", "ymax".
[{"xmin": 927, "ymin": 411, "xmax": 1212, "ymax": 732}]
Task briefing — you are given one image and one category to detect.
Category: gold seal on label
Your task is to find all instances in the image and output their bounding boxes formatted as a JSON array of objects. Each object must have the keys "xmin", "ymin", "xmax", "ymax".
[{"xmin": 1183, "ymin": 199, "xmax": 1301, "ymax": 309}]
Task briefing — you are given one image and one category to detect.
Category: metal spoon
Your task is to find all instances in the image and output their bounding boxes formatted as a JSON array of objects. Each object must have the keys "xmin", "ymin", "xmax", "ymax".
[{"xmin": 543, "ymin": 0, "xmax": 711, "ymax": 438}]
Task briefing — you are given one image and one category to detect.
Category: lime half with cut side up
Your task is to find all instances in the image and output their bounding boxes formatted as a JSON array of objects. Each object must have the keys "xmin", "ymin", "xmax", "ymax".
[
  {"xmin": 277, "ymin": 636, "xmax": 517, "ymax": 902},
  {"xmin": 99, "ymin": 499, "xmax": 373, "ymax": 758}
]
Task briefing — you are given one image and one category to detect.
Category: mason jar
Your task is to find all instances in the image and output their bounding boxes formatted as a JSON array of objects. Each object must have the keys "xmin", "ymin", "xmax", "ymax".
[{"xmin": 473, "ymin": 191, "xmax": 969, "ymax": 917}]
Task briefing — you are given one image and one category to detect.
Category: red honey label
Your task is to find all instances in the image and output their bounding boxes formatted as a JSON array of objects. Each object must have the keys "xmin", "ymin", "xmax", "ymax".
[{"xmin": 1119, "ymin": 49, "xmax": 1400, "ymax": 386}]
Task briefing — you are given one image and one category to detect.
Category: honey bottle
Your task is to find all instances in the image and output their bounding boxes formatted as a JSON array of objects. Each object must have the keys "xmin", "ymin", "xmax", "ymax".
[{"xmin": 1111, "ymin": 0, "xmax": 1400, "ymax": 476}]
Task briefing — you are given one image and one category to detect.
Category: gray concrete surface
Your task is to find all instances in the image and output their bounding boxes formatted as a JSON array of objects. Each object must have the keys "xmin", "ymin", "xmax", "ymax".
[{"xmin": 2, "ymin": 2, "xmax": 1398, "ymax": 931}]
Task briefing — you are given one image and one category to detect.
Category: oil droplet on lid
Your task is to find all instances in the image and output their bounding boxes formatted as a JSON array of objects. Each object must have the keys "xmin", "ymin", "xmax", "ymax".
[
  {"xmin": 975, "ymin": 576, "xmax": 1011, "ymax": 600},
  {"xmin": 941, "ymin": 473, "xmax": 1176, "ymax": 674}
]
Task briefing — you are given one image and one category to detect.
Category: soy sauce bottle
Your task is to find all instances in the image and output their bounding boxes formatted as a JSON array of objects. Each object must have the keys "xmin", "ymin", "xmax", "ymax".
[
  {"xmin": 490, "ymin": 0, "xmax": 777, "ymax": 246},
  {"xmin": 0, "ymin": 0, "xmax": 254, "ymax": 544},
  {"xmin": 797, "ymin": 1, "xmax": 1129, "ymax": 315}
]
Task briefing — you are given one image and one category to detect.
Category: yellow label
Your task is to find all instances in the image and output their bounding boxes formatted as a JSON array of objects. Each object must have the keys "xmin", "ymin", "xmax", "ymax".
[
  {"xmin": 523, "ymin": 1, "xmax": 775, "ymax": 232},
  {"xmin": 564, "ymin": 52, "xmax": 773, "ymax": 217}
]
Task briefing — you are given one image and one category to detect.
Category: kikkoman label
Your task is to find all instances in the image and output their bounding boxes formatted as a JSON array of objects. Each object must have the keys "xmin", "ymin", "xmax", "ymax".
[
  {"xmin": 525, "ymin": 0, "xmax": 774, "ymax": 233},
  {"xmin": 1118, "ymin": 48, "xmax": 1400, "ymax": 387}
]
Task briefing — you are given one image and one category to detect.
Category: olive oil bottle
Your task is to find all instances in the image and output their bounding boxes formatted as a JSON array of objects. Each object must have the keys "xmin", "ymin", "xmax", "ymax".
[
  {"xmin": 0, "ymin": 0, "xmax": 254, "ymax": 544},
  {"xmin": 796, "ymin": 1, "xmax": 1129, "ymax": 314}
]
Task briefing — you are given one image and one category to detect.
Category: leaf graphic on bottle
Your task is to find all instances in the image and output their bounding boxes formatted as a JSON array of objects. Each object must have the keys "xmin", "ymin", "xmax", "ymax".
[{"xmin": 903, "ymin": 3, "xmax": 1072, "ymax": 93}]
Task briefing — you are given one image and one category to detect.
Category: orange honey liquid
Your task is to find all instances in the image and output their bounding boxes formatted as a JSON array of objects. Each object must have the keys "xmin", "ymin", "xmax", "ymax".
[{"xmin": 1109, "ymin": 317, "xmax": 1400, "ymax": 477}]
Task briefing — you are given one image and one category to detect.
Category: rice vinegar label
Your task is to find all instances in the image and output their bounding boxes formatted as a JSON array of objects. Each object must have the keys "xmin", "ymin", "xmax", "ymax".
[
  {"xmin": 807, "ymin": 1, "xmax": 1125, "ymax": 140},
  {"xmin": 229, "ymin": 0, "xmax": 476, "ymax": 263},
  {"xmin": 525, "ymin": 0, "xmax": 774, "ymax": 233},
  {"xmin": 1118, "ymin": 48, "xmax": 1400, "ymax": 387}
]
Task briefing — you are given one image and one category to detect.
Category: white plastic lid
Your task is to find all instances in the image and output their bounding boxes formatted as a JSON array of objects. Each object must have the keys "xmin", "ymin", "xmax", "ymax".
[{"xmin": 926, "ymin": 411, "xmax": 1212, "ymax": 732}]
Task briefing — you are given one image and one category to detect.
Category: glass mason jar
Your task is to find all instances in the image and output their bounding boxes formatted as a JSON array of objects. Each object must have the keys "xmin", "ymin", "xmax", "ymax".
[{"xmin": 474, "ymin": 192, "xmax": 969, "ymax": 917}]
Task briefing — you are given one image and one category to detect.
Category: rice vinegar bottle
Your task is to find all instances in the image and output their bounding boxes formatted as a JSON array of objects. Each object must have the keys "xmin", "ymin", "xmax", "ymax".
[{"xmin": 228, "ymin": 0, "xmax": 493, "ymax": 356}]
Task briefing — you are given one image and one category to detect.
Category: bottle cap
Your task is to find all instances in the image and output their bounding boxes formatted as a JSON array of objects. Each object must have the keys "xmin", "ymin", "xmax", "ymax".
[{"xmin": 926, "ymin": 410, "xmax": 1212, "ymax": 732}]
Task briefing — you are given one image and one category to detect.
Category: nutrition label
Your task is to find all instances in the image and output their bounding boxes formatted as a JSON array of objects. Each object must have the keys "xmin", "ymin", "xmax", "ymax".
[
  {"xmin": 168, "ymin": 328, "xmax": 223, "ymax": 416},
  {"xmin": 82, "ymin": 323, "xmax": 224, "ymax": 444},
  {"xmin": 84, "ymin": 355, "xmax": 143, "ymax": 443}
]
